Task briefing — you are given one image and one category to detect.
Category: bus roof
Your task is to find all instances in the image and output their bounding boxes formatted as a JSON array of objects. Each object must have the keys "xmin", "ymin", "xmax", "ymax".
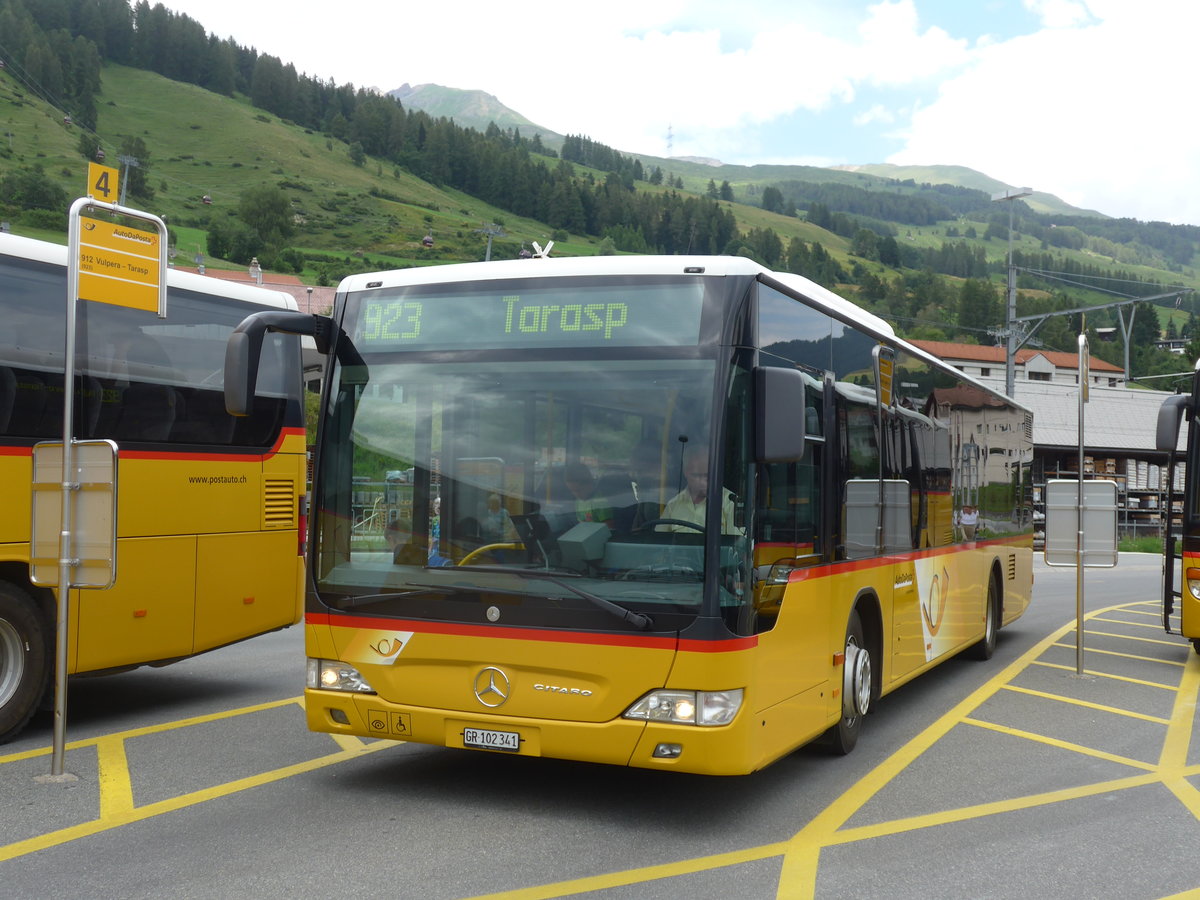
[
  {"xmin": 336, "ymin": 255, "xmax": 895, "ymax": 338},
  {"xmin": 0, "ymin": 232, "xmax": 299, "ymax": 311}
]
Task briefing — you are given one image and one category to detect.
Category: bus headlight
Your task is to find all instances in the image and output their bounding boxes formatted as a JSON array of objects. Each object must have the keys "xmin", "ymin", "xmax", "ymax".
[
  {"xmin": 623, "ymin": 689, "xmax": 743, "ymax": 726},
  {"xmin": 306, "ymin": 658, "xmax": 376, "ymax": 693},
  {"xmin": 1187, "ymin": 568, "xmax": 1200, "ymax": 600}
]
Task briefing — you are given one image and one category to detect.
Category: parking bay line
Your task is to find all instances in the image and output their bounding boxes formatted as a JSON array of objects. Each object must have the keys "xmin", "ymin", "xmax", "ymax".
[
  {"xmin": 0, "ymin": 697, "xmax": 399, "ymax": 863},
  {"xmin": 461, "ymin": 601, "xmax": 1200, "ymax": 900}
]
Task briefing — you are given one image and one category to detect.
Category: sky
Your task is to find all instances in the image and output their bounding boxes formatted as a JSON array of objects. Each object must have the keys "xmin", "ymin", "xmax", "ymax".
[{"xmin": 159, "ymin": 0, "xmax": 1200, "ymax": 226}]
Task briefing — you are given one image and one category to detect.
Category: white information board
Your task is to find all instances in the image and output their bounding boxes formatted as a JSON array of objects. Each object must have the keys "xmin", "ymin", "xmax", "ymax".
[{"xmin": 1044, "ymin": 478, "xmax": 1118, "ymax": 567}]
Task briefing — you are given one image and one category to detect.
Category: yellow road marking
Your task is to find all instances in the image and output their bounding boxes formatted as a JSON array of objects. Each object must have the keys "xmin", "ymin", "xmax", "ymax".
[
  {"xmin": 5, "ymin": 599, "xmax": 1198, "ymax": 900},
  {"xmin": 1047, "ymin": 642, "xmax": 1186, "ymax": 669},
  {"xmin": 465, "ymin": 600, "xmax": 1200, "ymax": 900},
  {"xmin": 96, "ymin": 737, "xmax": 134, "ymax": 818},
  {"xmin": 0, "ymin": 697, "xmax": 304, "ymax": 766},
  {"xmin": 466, "ymin": 843, "xmax": 792, "ymax": 900},
  {"xmin": 1091, "ymin": 615, "xmax": 1168, "ymax": 630},
  {"xmin": 1000, "ymin": 683, "xmax": 1173, "ymax": 723},
  {"xmin": 961, "ymin": 717, "xmax": 1160, "ymax": 770},
  {"xmin": 0, "ymin": 696, "xmax": 399, "ymax": 864},
  {"xmin": 1084, "ymin": 628, "xmax": 1185, "ymax": 648},
  {"xmin": 1032, "ymin": 658, "xmax": 1179, "ymax": 689},
  {"xmin": 0, "ymin": 739, "xmax": 397, "ymax": 863}
]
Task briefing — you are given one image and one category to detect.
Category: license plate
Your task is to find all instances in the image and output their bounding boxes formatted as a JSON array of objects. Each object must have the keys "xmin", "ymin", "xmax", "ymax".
[{"xmin": 463, "ymin": 727, "xmax": 521, "ymax": 752}]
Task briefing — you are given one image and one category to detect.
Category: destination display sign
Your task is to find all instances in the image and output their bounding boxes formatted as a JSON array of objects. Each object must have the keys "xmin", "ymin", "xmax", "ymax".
[
  {"xmin": 353, "ymin": 282, "xmax": 706, "ymax": 350},
  {"xmin": 77, "ymin": 216, "xmax": 162, "ymax": 312}
]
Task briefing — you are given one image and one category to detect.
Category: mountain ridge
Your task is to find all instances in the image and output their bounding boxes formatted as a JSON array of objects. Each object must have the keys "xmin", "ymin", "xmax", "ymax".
[{"xmin": 391, "ymin": 83, "xmax": 1102, "ymax": 220}]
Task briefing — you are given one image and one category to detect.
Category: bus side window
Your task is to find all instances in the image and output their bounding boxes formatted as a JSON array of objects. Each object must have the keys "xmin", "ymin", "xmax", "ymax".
[{"xmin": 0, "ymin": 366, "xmax": 14, "ymax": 433}]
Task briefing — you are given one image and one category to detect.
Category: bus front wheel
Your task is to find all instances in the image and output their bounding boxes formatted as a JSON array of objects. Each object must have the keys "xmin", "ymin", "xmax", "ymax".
[
  {"xmin": 0, "ymin": 582, "xmax": 50, "ymax": 744},
  {"xmin": 824, "ymin": 609, "xmax": 871, "ymax": 755},
  {"xmin": 968, "ymin": 573, "xmax": 1000, "ymax": 661}
]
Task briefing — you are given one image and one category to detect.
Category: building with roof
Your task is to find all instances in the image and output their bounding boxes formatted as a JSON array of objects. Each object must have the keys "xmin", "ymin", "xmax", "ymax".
[
  {"xmin": 911, "ymin": 340, "xmax": 1186, "ymax": 539},
  {"xmin": 911, "ymin": 339, "xmax": 1126, "ymax": 388}
]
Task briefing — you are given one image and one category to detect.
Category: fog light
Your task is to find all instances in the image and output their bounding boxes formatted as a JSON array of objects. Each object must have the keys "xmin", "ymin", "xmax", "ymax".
[
  {"xmin": 653, "ymin": 743, "xmax": 682, "ymax": 758},
  {"xmin": 329, "ymin": 708, "xmax": 350, "ymax": 725}
]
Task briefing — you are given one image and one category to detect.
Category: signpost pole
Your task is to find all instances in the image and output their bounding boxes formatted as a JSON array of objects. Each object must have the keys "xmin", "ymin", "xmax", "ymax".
[
  {"xmin": 1076, "ymin": 333, "xmax": 1090, "ymax": 675},
  {"xmin": 41, "ymin": 196, "xmax": 167, "ymax": 779}
]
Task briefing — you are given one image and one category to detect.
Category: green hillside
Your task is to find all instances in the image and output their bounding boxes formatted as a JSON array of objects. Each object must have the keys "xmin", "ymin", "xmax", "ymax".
[
  {"xmin": 837, "ymin": 163, "xmax": 1106, "ymax": 218},
  {"xmin": 3, "ymin": 30, "xmax": 1200, "ymax": 383}
]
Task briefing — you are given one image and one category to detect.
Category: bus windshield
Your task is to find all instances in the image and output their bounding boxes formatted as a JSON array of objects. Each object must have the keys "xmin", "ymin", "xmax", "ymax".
[{"xmin": 312, "ymin": 293, "xmax": 747, "ymax": 633}]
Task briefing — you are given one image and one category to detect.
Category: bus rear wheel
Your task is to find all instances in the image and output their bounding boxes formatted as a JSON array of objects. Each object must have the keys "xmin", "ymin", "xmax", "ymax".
[
  {"xmin": 0, "ymin": 582, "xmax": 50, "ymax": 744},
  {"xmin": 824, "ymin": 609, "xmax": 871, "ymax": 755}
]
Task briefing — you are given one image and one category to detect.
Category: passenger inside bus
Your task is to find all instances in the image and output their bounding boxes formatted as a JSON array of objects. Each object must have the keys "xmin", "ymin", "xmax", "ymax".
[
  {"xmin": 600, "ymin": 438, "xmax": 665, "ymax": 533},
  {"xmin": 564, "ymin": 462, "xmax": 615, "ymax": 528}
]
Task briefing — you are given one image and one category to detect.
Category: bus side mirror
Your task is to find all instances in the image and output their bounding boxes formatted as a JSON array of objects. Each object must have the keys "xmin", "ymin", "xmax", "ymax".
[
  {"xmin": 755, "ymin": 366, "xmax": 807, "ymax": 463},
  {"xmin": 1157, "ymin": 394, "xmax": 1190, "ymax": 453},
  {"xmin": 225, "ymin": 310, "xmax": 329, "ymax": 416}
]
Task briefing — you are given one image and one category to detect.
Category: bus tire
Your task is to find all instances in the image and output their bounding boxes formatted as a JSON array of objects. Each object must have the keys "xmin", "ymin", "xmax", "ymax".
[
  {"xmin": 1191, "ymin": 638, "xmax": 1200, "ymax": 655},
  {"xmin": 0, "ymin": 582, "xmax": 51, "ymax": 744},
  {"xmin": 824, "ymin": 609, "xmax": 871, "ymax": 756},
  {"xmin": 968, "ymin": 572, "xmax": 1000, "ymax": 661}
]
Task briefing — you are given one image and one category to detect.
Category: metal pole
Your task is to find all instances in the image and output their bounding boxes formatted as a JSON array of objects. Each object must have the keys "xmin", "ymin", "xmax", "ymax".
[
  {"xmin": 51, "ymin": 200, "xmax": 90, "ymax": 777},
  {"xmin": 1006, "ymin": 204, "xmax": 1017, "ymax": 397},
  {"xmin": 992, "ymin": 188, "xmax": 1031, "ymax": 397},
  {"xmin": 1076, "ymin": 333, "xmax": 1088, "ymax": 675}
]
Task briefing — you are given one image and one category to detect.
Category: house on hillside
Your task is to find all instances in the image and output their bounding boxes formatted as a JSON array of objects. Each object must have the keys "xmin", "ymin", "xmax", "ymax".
[{"xmin": 910, "ymin": 339, "xmax": 1125, "ymax": 387}]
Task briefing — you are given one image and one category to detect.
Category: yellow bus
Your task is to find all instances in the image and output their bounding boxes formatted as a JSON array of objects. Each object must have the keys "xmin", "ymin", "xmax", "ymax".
[
  {"xmin": 0, "ymin": 232, "xmax": 307, "ymax": 743},
  {"xmin": 226, "ymin": 255, "xmax": 1034, "ymax": 774},
  {"xmin": 1157, "ymin": 366, "xmax": 1200, "ymax": 653}
]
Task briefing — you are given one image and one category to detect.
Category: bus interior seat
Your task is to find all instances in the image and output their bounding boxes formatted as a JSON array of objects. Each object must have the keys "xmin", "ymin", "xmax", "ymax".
[
  {"xmin": 114, "ymin": 382, "xmax": 177, "ymax": 441},
  {"xmin": 7, "ymin": 371, "xmax": 48, "ymax": 437},
  {"xmin": 171, "ymin": 388, "xmax": 236, "ymax": 443},
  {"xmin": 0, "ymin": 366, "xmax": 14, "ymax": 433}
]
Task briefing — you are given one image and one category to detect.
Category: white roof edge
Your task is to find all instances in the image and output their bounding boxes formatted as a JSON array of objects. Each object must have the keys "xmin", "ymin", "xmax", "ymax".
[
  {"xmin": 336, "ymin": 254, "xmax": 899, "ymax": 338},
  {"xmin": 0, "ymin": 232, "xmax": 298, "ymax": 311},
  {"xmin": 336, "ymin": 254, "xmax": 770, "ymax": 293}
]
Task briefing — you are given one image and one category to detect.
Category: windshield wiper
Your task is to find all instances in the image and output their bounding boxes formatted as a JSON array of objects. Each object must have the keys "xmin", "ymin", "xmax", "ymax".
[
  {"xmin": 333, "ymin": 587, "xmax": 453, "ymax": 609},
  {"xmin": 423, "ymin": 565, "xmax": 653, "ymax": 631}
]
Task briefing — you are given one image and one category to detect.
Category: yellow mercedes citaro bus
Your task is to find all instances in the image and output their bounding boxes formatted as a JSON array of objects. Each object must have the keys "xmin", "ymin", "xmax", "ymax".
[
  {"xmin": 0, "ymin": 233, "xmax": 307, "ymax": 743},
  {"xmin": 225, "ymin": 255, "xmax": 1033, "ymax": 775}
]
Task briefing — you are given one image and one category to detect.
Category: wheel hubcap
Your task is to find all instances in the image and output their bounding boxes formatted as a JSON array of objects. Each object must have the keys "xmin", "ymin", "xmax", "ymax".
[
  {"xmin": 842, "ymin": 637, "xmax": 871, "ymax": 719},
  {"xmin": 0, "ymin": 616, "xmax": 26, "ymax": 708}
]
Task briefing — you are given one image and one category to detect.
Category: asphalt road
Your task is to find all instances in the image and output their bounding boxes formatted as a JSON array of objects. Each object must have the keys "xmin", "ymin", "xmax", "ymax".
[{"xmin": 2, "ymin": 554, "xmax": 1197, "ymax": 899}]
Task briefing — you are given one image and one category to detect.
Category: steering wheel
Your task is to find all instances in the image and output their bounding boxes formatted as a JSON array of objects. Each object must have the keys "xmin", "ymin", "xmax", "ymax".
[{"xmin": 634, "ymin": 518, "xmax": 705, "ymax": 534}]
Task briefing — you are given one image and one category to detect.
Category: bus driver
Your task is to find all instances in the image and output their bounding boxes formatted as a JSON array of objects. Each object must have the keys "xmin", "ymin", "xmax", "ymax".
[{"xmin": 659, "ymin": 448, "xmax": 739, "ymax": 534}]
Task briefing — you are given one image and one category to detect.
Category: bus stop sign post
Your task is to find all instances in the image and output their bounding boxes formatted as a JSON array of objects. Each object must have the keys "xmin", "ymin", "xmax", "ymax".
[
  {"xmin": 1043, "ymin": 333, "xmax": 1118, "ymax": 676},
  {"xmin": 32, "ymin": 196, "xmax": 168, "ymax": 781}
]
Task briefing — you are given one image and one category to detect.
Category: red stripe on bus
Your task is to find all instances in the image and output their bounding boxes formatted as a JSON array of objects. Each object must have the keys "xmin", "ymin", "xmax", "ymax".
[
  {"xmin": 787, "ymin": 536, "xmax": 1030, "ymax": 582},
  {"xmin": 307, "ymin": 611, "xmax": 757, "ymax": 652},
  {"xmin": 0, "ymin": 427, "xmax": 304, "ymax": 461},
  {"xmin": 119, "ymin": 426, "xmax": 306, "ymax": 462}
]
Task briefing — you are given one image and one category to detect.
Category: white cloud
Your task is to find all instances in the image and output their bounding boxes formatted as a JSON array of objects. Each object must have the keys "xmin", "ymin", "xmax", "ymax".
[
  {"xmin": 854, "ymin": 104, "xmax": 897, "ymax": 126},
  {"xmin": 889, "ymin": 1, "xmax": 1200, "ymax": 222},
  {"xmin": 1023, "ymin": 0, "xmax": 1095, "ymax": 28}
]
